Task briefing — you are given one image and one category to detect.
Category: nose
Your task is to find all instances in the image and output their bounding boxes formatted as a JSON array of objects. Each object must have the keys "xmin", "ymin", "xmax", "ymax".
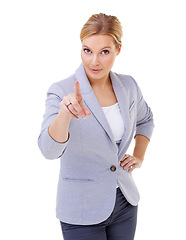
[{"xmin": 91, "ymin": 54, "xmax": 99, "ymax": 66}]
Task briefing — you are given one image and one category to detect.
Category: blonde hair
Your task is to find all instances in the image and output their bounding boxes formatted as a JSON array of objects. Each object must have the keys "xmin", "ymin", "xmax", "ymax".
[{"xmin": 80, "ymin": 13, "xmax": 123, "ymax": 49}]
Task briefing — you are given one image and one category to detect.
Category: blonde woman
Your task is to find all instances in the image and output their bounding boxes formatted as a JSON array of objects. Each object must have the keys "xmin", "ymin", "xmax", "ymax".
[{"xmin": 38, "ymin": 13, "xmax": 154, "ymax": 240}]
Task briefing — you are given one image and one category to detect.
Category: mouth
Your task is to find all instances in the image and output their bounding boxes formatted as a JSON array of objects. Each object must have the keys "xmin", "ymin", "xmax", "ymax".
[{"xmin": 90, "ymin": 68, "xmax": 102, "ymax": 73}]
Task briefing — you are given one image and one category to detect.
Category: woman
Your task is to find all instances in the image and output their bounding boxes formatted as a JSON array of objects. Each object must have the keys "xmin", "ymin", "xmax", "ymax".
[{"xmin": 38, "ymin": 13, "xmax": 154, "ymax": 240}]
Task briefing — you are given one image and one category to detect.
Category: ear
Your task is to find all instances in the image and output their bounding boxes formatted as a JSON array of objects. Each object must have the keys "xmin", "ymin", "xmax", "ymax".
[{"xmin": 117, "ymin": 44, "xmax": 122, "ymax": 55}]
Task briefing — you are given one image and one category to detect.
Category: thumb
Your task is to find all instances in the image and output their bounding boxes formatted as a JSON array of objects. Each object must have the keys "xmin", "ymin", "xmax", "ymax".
[
  {"xmin": 79, "ymin": 101, "xmax": 91, "ymax": 116},
  {"xmin": 84, "ymin": 108, "xmax": 91, "ymax": 116}
]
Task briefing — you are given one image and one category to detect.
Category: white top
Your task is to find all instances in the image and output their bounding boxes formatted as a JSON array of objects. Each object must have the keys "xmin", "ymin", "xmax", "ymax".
[
  {"xmin": 102, "ymin": 102, "xmax": 124, "ymax": 144},
  {"xmin": 102, "ymin": 102, "xmax": 124, "ymax": 189}
]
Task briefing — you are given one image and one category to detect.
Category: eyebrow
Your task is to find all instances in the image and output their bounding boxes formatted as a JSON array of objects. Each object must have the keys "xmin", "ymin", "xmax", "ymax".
[{"xmin": 82, "ymin": 45, "xmax": 112, "ymax": 50}]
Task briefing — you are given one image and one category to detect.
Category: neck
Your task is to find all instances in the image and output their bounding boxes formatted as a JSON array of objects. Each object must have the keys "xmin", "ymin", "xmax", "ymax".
[{"xmin": 88, "ymin": 74, "xmax": 111, "ymax": 89}]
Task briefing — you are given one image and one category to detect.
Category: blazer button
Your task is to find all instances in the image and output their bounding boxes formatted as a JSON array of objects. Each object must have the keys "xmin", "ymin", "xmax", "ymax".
[{"xmin": 110, "ymin": 165, "xmax": 116, "ymax": 172}]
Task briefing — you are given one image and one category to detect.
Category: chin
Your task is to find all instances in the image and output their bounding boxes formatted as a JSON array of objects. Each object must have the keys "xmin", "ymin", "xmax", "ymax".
[{"xmin": 89, "ymin": 72, "xmax": 105, "ymax": 80}]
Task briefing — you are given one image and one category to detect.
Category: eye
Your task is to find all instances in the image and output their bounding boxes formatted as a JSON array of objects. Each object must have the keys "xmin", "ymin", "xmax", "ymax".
[
  {"xmin": 101, "ymin": 50, "xmax": 109, "ymax": 55},
  {"xmin": 84, "ymin": 48, "xmax": 91, "ymax": 54}
]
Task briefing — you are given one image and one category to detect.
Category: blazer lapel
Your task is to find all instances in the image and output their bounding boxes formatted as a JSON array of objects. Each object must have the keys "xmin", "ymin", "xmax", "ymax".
[
  {"xmin": 75, "ymin": 64, "xmax": 116, "ymax": 144},
  {"xmin": 75, "ymin": 64, "xmax": 131, "ymax": 155},
  {"xmin": 109, "ymin": 72, "xmax": 131, "ymax": 154}
]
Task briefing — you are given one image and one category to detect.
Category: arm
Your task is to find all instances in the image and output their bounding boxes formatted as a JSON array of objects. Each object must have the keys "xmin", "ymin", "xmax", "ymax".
[
  {"xmin": 38, "ymin": 81, "xmax": 91, "ymax": 159},
  {"xmin": 120, "ymin": 135, "xmax": 150, "ymax": 173},
  {"xmin": 38, "ymin": 84, "xmax": 71, "ymax": 159},
  {"xmin": 49, "ymin": 81, "xmax": 91, "ymax": 143},
  {"xmin": 133, "ymin": 134, "xmax": 150, "ymax": 163},
  {"xmin": 120, "ymin": 78, "xmax": 154, "ymax": 172},
  {"xmin": 48, "ymin": 110, "xmax": 72, "ymax": 143}
]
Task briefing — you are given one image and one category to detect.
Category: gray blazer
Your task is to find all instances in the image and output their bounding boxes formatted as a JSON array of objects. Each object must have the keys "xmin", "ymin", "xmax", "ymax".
[{"xmin": 38, "ymin": 63, "xmax": 154, "ymax": 225}]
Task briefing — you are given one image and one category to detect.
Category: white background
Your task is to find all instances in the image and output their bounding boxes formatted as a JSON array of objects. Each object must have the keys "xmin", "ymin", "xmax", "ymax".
[{"xmin": 0, "ymin": 0, "xmax": 186, "ymax": 239}]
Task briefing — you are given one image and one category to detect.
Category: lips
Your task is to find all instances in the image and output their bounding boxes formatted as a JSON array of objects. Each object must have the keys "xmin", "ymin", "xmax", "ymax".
[{"xmin": 90, "ymin": 68, "xmax": 102, "ymax": 73}]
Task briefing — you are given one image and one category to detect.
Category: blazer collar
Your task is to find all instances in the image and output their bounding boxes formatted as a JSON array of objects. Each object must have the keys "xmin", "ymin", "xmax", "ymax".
[{"xmin": 75, "ymin": 63, "xmax": 130, "ymax": 154}]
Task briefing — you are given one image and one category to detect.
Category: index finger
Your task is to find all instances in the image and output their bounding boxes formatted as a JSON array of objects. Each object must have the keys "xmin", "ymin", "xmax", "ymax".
[{"xmin": 74, "ymin": 81, "xmax": 83, "ymax": 101}]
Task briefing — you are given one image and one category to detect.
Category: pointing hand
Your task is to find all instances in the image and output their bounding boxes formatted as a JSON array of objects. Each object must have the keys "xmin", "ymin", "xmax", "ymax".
[{"xmin": 60, "ymin": 81, "xmax": 91, "ymax": 120}]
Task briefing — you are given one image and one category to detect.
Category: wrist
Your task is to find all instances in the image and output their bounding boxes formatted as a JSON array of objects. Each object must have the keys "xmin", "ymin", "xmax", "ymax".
[
  {"xmin": 133, "ymin": 154, "xmax": 144, "ymax": 163},
  {"xmin": 59, "ymin": 109, "xmax": 72, "ymax": 120}
]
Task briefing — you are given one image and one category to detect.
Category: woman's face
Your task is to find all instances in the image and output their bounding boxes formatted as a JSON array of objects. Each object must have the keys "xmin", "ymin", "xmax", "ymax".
[{"xmin": 81, "ymin": 34, "xmax": 121, "ymax": 83}]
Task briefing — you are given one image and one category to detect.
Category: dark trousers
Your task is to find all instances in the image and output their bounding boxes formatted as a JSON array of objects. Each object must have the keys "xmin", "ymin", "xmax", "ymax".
[{"xmin": 60, "ymin": 188, "xmax": 138, "ymax": 240}]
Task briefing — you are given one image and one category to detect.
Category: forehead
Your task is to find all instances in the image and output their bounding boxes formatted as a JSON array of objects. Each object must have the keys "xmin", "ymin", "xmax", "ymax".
[{"xmin": 82, "ymin": 34, "xmax": 115, "ymax": 49}]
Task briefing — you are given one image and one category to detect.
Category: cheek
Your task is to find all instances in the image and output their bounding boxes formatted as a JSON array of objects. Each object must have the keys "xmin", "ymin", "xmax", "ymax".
[
  {"xmin": 81, "ymin": 53, "xmax": 89, "ymax": 66},
  {"xmin": 103, "ymin": 56, "xmax": 116, "ymax": 68},
  {"xmin": 81, "ymin": 52, "xmax": 85, "ymax": 62}
]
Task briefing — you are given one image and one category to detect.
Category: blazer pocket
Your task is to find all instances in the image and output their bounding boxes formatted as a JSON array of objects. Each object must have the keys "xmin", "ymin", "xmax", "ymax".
[
  {"xmin": 63, "ymin": 177, "xmax": 94, "ymax": 182},
  {"xmin": 129, "ymin": 101, "xmax": 136, "ymax": 113}
]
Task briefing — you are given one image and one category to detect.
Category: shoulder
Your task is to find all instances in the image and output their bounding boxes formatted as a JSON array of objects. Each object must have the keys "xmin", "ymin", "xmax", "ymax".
[
  {"xmin": 112, "ymin": 72, "xmax": 139, "ymax": 96},
  {"xmin": 111, "ymin": 72, "xmax": 142, "ymax": 103},
  {"xmin": 115, "ymin": 73, "xmax": 138, "ymax": 89},
  {"xmin": 47, "ymin": 73, "xmax": 76, "ymax": 99}
]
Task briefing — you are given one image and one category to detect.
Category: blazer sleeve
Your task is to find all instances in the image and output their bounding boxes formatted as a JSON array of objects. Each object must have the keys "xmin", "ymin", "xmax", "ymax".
[
  {"xmin": 132, "ymin": 77, "xmax": 155, "ymax": 140},
  {"xmin": 38, "ymin": 83, "xmax": 69, "ymax": 160}
]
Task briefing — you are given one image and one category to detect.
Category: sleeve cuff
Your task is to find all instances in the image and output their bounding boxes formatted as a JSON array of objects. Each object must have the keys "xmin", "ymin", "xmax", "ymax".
[
  {"xmin": 134, "ymin": 123, "xmax": 154, "ymax": 141},
  {"xmin": 38, "ymin": 128, "xmax": 69, "ymax": 159}
]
